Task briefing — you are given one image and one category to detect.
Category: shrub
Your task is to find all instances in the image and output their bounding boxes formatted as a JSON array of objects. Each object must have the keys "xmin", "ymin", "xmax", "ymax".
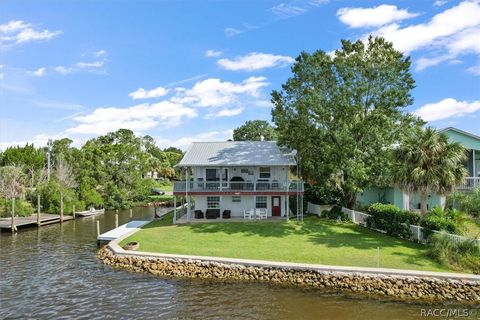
[
  {"xmin": 321, "ymin": 205, "xmax": 347, "ymax": 221},
  {"xmin": 427, "ymin": 231, "xmax": 480, "ymax": 274},
  {"xmin": 35, "ymin": 180, "xmax": 83, "ymax": 214},
  {"xmin": 420, "ymin": 207, "xmax": 466, "ymax": 237},
  {"xmin": 447, "ymin": 187, "xmax": 480, "ymax": 217},
  {"xmin": 0, "ymin": 198, "xmax": 34, "ymax": 217},
  {"xmin": 304, "ymin": 184, "xmax": 342, "ymax": 205},
  {"xmin": 366, "ymin": 203, "xmax": 420, "ymax": 239}
]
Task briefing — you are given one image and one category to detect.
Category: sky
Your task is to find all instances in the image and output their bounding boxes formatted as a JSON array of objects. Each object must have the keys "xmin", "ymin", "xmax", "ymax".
[{"xmin": 1, "ymin": 0, "xmax": 479, "ymax": 150}]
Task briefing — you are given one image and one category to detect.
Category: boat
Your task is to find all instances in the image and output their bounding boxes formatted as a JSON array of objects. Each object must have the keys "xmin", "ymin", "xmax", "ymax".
[{"xmin": 75, "ymin": 208, "xmax": 105, "ymax": 217}]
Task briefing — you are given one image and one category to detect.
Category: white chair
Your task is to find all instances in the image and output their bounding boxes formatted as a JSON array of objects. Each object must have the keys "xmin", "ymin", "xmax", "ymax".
[
  {"xmin": 258, "ymin": 208, "xmax": 268, "ymax": 220},
  {"xmin": 243, "ymin": 209, "xmax": 252, "ymax": 220}
]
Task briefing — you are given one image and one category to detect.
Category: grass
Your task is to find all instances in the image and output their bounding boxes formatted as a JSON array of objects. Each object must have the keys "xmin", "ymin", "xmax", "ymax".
[
  {"xmin": 464, "ymin": 216, "xmax": 480, "ymax": 239},
  {"xmin": 120, "ymin": 213, "xmax": 455, "ymax": 273}
]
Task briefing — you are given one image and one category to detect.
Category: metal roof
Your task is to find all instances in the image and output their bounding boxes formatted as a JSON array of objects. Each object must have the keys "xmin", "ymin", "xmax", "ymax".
[{"xmin": 178, "ymin": 141, "xmax": 297, "ymax": 167}]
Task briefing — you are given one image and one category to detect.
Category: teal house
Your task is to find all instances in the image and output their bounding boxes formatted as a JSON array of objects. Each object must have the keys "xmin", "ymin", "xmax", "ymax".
[{"xmin": 357, "ymin": 127, "xmax": 480, "ymax": 211}]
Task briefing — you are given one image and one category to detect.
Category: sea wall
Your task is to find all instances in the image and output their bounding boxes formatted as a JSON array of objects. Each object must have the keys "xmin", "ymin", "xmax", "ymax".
[{"xmin": 97, "ymin": 246, "xmax": 480, "ymax": 303}]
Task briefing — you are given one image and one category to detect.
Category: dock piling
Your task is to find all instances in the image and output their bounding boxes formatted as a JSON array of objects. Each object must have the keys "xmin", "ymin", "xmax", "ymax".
[
  {"xmin": 129, "ymin": 208, "xmax": 133, "ymax": 220},
  {"xmin": 115, "ymin": 213, "xmax": 119, "ymax": 228},
  {"xmin": 96, "ymin": 220, "xmax": 100, "ymax": 237},
  {"xmin": 72, "ymin": 204, "xmax": 76, "ymax": 220},
  {"xmin": 37, "ymin": 194, "xmax": 41, "ymax": 226},
  {"xmin": 11, "ymin": 197, "xmax": 16, "ymax": 233},
  {"xmin": 60, "ymin": 192, "xmax": 64, "ymax": 222}
]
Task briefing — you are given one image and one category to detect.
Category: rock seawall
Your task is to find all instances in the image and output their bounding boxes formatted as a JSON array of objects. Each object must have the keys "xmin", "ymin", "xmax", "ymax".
[{"xmin": 97, "ymin": 246, "xmax": 480, "ymax": 303}]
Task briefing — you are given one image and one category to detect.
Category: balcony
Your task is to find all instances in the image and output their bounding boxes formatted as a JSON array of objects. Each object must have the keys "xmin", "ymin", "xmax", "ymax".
[
  {"xmin": 173, "ymin": 180, "xmax": 304, "ymax": 194},
  {"xmin": 456, "ymin": 177, "xmax": 480, "ymax": 191}
]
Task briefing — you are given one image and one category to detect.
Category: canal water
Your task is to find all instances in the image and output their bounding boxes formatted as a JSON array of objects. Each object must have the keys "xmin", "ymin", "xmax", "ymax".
[{"xmin": 1, "ymin": 207, "xmax": 478, "ymax": 320}]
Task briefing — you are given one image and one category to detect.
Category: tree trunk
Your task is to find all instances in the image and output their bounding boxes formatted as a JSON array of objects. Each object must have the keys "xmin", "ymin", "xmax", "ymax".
[{"xmin": 420, "ymin": 191, "xmax": 428, "ymax": 217}]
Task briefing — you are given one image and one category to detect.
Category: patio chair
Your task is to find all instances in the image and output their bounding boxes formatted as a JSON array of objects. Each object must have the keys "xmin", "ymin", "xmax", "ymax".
[
  {"xmin": 194, "ymin": 210, "xmax": 204, "ymax": 219},
  {"xmin": 206, "ymin": 209, "xmax": 220, "ymax": 219},
  {"xmin": 257, "ymin": 208, "xmax": 267, "ymax": 220},
  {"xmin": 222, "ymin": 210, "xmax": 231, "ymax": 219},
  {"xmin": 243, "ymin": 209, "xmax": 253, "ymax": 220}
]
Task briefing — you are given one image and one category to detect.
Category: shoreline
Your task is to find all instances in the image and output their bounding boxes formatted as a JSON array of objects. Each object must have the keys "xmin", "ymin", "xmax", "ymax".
[{"xmin": 97, "ymin": 236, "xmax": 480, "ymax": 303}]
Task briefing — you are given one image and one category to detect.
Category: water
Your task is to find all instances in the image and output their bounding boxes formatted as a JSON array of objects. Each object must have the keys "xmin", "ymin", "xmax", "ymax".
[{"xmin": 1, "ymin": 207, "xmax": 478, "ymax": 320}]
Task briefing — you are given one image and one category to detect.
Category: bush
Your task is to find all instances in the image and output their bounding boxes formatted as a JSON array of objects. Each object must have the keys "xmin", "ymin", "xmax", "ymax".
[
  {"xmin": 304, "ymin": 184, "xmax": 342, "ymax": 205},
  {"xmin": 366, "ymin": 203, "xmax": 420, "ymax": 239},
  {"xmin": 420, "ymin": 207, "xmax": 466, "ymax": 237},
  {"xmin": 428, "ymin": 231, "xmax": 480, "ymax": 274},
  {"xmin": 35, "ymin": 180, "xmax": 83, "ymax": 214},
  {"xmin": 321, "ymin": 206, "xmax": 347, "ymax": 221},
  {"xmin": 0, "ymin": 198, "xmax": 34, "ymax": 217},
  {"xmin": 447, "ymin": 187, "xmax": 480, "ymax": 217}
]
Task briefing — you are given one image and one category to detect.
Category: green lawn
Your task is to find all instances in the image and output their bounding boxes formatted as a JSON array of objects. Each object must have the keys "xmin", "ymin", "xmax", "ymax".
[{"xmin": 121, "ymin": 214, "xmax": 453, "ymax": 272}]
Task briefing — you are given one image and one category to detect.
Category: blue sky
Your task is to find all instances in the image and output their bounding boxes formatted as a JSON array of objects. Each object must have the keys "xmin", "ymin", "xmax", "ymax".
[{"xmin": 1, "ymin": 0, "xmax": 479, "ymax": 149}]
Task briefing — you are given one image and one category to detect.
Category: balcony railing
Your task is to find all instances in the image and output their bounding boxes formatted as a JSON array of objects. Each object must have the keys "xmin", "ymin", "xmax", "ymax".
[
  {"xmin": 456, "ymin": 177, "xmax": 480, "ymax": 191},
  {"xmin": 173, "ymin": 180, "xmax": 304, "ymax": 193}
]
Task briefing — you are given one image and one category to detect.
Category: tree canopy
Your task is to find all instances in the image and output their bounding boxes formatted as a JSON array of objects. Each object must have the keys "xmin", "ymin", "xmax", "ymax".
[
  {"xmin": 272, "ymin": 37, "xmax": 422, "ymax": 207},
  {"xmin": 233, "ymin": 120, "xmax": 277, "ymax": 141}
]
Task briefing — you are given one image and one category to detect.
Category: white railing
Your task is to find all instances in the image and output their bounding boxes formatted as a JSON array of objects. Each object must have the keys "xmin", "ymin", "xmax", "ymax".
[
  {"xmin": 456, "ymin": 177, "xmax": 480, "ymax": 190},
  {"xmin": 306, "ymin": 202, "xmax": 480, "ymax": 245},
  {"xmin": 173, "ymin": 180, "xmax": 304, "ymax": 193}
]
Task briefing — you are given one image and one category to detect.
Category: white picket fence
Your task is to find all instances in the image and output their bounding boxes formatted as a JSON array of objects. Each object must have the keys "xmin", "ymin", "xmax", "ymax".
[{"xmin": 306, "ymin": 202, "xmax": 480, "ymax": 245}]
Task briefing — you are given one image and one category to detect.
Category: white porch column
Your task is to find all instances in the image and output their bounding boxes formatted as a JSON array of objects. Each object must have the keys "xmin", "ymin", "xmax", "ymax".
[
  {"xmin": 402, "ymin": 191, "xmax": 410, "ymax": 210},
  {"xmin": 219, "ymin": 167, "xmax": 223, "ymax": 220},
  {"xmin": 285, "ymin": 167, "xmax": 289, "ymax": 221},
  {"xmin": 473, "ymin": 149, "xmax": 476, "ymax": 177},
  {"xmin": 186, "ymin": 168, "xmax": 191, "ymax": 222},
  {"xmin": 173, "ymin": 196, "xmax": 177, "ymax": 224},
  {"xmin": 439, "ymin": 196, "xmax": 446, "ymax": 210}
]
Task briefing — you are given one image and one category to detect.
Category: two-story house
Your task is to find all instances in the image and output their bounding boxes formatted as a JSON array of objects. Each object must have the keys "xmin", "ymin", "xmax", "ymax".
[
  {"xmin": 172, "ymin": 141, "xmax": 304, "ymax": 223},
  {"xmin": 357, "ymin": 127, "xmax": 480, "ymax": 211}
]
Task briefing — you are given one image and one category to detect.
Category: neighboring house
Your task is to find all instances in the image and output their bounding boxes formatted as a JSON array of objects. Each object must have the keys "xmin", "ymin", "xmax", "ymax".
[
  {"xmin": 172, "ymin": 141, "xmax": 304, "ymax": 223},
  {"xmin": 357, "ymin": 127, "xmax": 480, "ymax": 211}
]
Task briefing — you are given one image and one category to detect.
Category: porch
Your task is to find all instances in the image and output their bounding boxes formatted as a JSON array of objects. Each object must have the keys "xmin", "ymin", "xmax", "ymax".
[
  {"xmin": 456, "ymin": 177, "xmax": 480, "ymax": 191},
  {"xmin": 173, "ymin": 180, "xmax": 304, "ymax": 194},
  {"xmin": 175, "ymin": 215, "xmax": 285, "ymax": 224}
]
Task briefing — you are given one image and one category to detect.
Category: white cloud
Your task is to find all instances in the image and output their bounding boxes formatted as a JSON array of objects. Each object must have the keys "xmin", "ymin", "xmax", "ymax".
[
  {"xmin": 155, "ymin": 130, "xmax": 234, "ymax": 150},
  {"xmin": 206, "ymin": 50, "xmax": 223, "ymax": 57},
  {"xmin": 66, "ymin": 101, "xmax": 197, "ymax": 135},
  {"xmin": 172, "ymin": 76, "xmax": 269, "ymax": 107},
  {"xmin": 30, "ymin": 67, "xmax": 46, "ymax": 77},
  {"xmin": 224, "ymin": 28, "xmax": 242, "ymax": 37},
  {"xmin": 434, "ymin": 0, "xmax": 448, "ymax": 6},
  {"xmin": 129, "ymin": 86, "xmax": 170, "ymax": 100},
  {"xmin": 414, "ymin": 98, "xmax": 480, "ymax": 121},
  {"xmin": 271, "ymin": 3, "xmax": 306, "ymax": 18},
  {"xmin": 467, "ymin": 64, "xmax": 480, "ymax": 75},
  {"xmin": 53, "ymin": 50, "xmax": 108, "ymax": 75},
  {"xmin": 93, "ymin": 50, "xmax": 107, "ymax": 58},
  {"xmin": 54, "ymin": 66, "xmax": 74, "ymax": 75},
  {"xmin": 0, "ymin": 20, "xmax": 61, "ymax": 47},
  {"xmin": 205, "ymin": 107, "xmax": 244, "ymax": 119},
  {"xmin": 217, "ymin": 52, "xmax": 295, "ymax": 71},
  {"xmin": 0, "ymin": 64, "xmax": 4, "ymax": 79},
  {"xmin": 337, "ymin": 5, "xmax": 418, "ymax": 28}
]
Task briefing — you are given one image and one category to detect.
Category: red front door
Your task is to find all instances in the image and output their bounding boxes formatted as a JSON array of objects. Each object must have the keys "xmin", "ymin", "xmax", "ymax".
[{"xmin": 272, "ymin": 196, "xmax": 281, "ymax": 216}]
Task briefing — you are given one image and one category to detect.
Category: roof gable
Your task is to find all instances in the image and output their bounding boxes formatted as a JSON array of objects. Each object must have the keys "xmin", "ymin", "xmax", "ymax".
[
  {"xmin": 439, "ymin": 127, "xmax": 480, "ymax": 150},
  {"xmin": 178, "ymin": 141, "xmax": 297, "ymax": 167}
]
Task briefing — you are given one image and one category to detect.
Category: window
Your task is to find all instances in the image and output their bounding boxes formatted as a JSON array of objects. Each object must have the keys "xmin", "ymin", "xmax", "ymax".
[
  {"xmin": 232, "ymin": 196, "xmax": 241, "ymax": 203},
  {"xmin": 206, "ymin": 168, "xmax": 217, "ymax": 181},
  {"xmin": 256, "ymin": 196, "xmax": 267, "ymax": 209},
  {"xmin": 259, "ymin": 167, "xmax": 271, "ymax": 179},
  {"xmin": 241, "ymin": 168, "xmax": 254, "ymax": 175},
  {"xmin": 207, "ymin": 196, "xmax": 220, "ymax": 208}
]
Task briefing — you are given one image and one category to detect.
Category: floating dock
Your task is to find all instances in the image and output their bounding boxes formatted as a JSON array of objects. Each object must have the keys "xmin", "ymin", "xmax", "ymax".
[
  {"xmin": 97, "ymin": 220, "xmax": 150, "ymax": 242},
  {"xmin": 0, "ymin": 213, "xmax": 74, "ymax": 231}
]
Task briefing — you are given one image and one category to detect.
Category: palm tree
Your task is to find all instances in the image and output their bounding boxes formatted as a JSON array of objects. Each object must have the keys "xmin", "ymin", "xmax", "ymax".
[{"xmin": 394, "ymin": 127, "xmax": 467, "ymax": 217}]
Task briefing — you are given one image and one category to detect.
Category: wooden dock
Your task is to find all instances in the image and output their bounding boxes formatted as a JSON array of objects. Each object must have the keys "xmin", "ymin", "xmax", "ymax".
[
  {"xmin": 0, "ymin": 213, "xmax": 74, "ymax": 231},
  {"xmin": 97, "ymin": 220, "xmax": 149, "ymax": 242}
]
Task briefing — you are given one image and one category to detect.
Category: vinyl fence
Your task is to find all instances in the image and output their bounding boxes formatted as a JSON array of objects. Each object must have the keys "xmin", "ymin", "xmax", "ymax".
[{"xmin": 306, "ymin": 202, "xmax": 480, "ymax": 245}]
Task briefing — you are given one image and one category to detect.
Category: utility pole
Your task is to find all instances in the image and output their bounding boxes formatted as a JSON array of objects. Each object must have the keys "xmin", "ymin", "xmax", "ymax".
[{"xmin": 47, "ymin": 139, "xmax": 52, "ymax": 181}]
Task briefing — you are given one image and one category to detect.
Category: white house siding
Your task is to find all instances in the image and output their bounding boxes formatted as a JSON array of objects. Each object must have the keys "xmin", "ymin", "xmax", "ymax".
[{"xmin": 194, "ymin": 195, "xmax": 286, "ymax": 217}]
